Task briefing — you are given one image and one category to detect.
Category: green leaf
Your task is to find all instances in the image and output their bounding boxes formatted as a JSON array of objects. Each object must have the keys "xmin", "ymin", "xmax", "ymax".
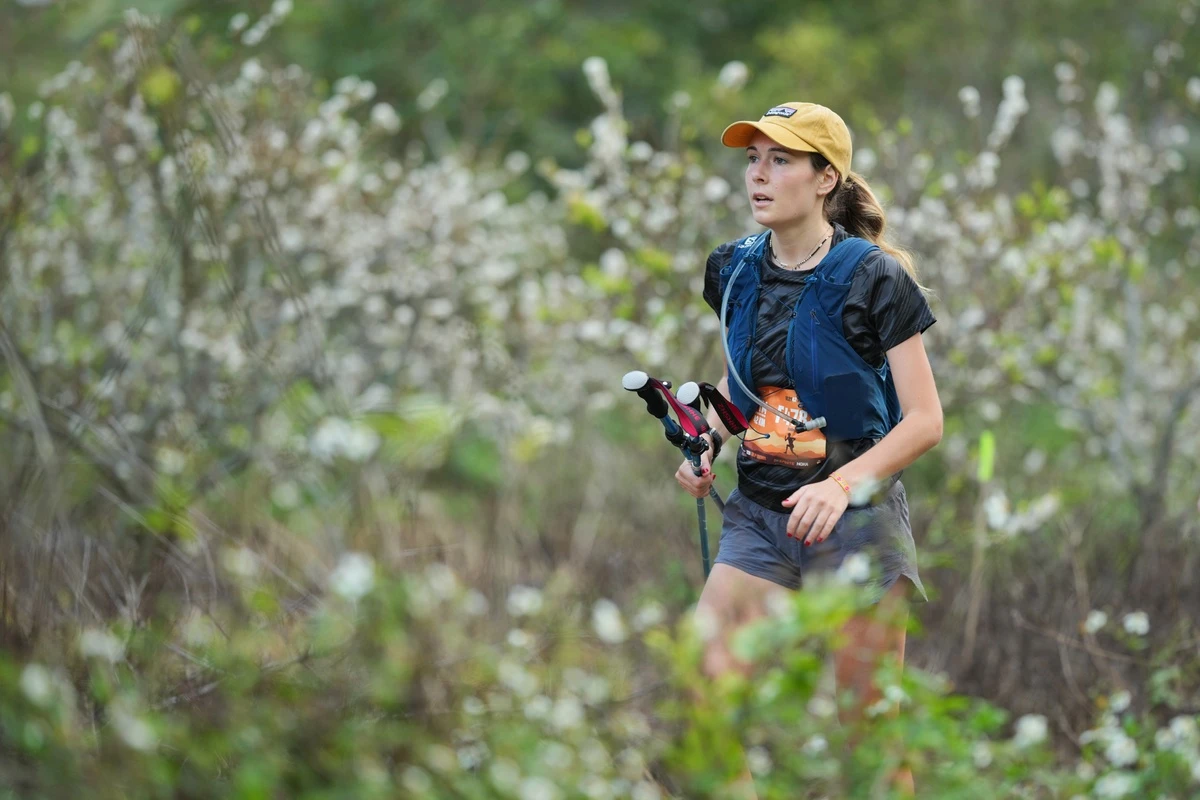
[
  {"xmin": 977, "ymin": 430, "xmax": 995, "ymax": 483},
  {"xmin": 635, "ymin": 247, "xmax": 673, "ymax": 277},
  {"xmin": 567, "ymin": 196, "xmax": 606, "ymax": 232},
  {"xmin": 20, "ymin": 135, "xmax": 40, "ymax": 159},
  {"xmin": 140, "ymin": 66, "xmax": 182, "ymax": 107}
]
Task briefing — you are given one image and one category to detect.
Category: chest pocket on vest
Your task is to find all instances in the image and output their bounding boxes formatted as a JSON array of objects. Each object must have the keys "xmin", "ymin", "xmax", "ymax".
[{"xmin": 814, "ymin": 271, "xmax": 854, "ymax": 323}]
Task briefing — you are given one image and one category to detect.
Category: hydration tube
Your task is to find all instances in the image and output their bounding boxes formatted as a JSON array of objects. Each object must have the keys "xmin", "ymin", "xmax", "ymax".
[{"xmin": 719, "ymin": 241, "xmax": 827, "ymax": 434}]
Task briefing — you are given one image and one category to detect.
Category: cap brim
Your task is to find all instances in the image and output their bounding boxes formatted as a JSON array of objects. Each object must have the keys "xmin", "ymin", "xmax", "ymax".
[{"xmin": 720, "ymin": 119, "xmax": 819, "ymax": 154}]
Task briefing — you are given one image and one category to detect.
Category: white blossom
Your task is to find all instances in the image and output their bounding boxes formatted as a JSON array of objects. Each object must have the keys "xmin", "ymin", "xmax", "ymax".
[
  {"xmin": 1188, "ymin": 77, "xmax": 1200, "ymax": 103},
  {"xmin": 1169, "ymin": 715, "xmax": 1197, "ymax": 743},
  {"xmin": 424, "ymin": 563, "xmax": 458, "ymax": 600},
  {"xmin": 717, "ymin": 61, "xmax": 749, "ymax": 91},
  {"xmin": 401, "ymin": 766, "xmax": 433, "ymax": 793},
  {"xmin": 1083, "ymin": 610, "xmax": 1108, "ymax": 634},
  {"xmin": 836, "ymin": 552, "xmax": 871, "ymax": 584},
  {"xmin": 110, "ymin": 696, "xmax": 157, "ymax": 751},
  {"xmin": 972, "ymin": 741, "xmax": 993, "ymax": 768},
  {"xmin": 807, "ymin": 695, "xmax": 836, "ymax": 719},
  {"xmin": 958, "ymin": 85, "xmax": 981, "ymax": 118},
  {"xmin": 79, "ymin": 628, "xmax": 126, "ymax": 663},
  {"xmin": 155, "ymin": 446, "xmax": 187, "ymax": 475},
  {"xmin": 309, "ymin": 418, "xmax": 380, "ymax": 462},
  {"xmin": 329, "ymin": 552, "xmax": 375, "ymax": 600},
  {"xmin": 703, "ymin": 176, "xmax": 730, "ymax": 202},
  {"xmin": 1013, "ymin": 714, "xmax": 1049, "ymax": 748},
  {"xmin": 463, "ymin": 590, "xmax": 489, "ymax": 616},
  {"xmin": 801, "ymin": 736, "xmax": 827, "ymax": 756},
  {"xmin": 1103, "ymin": 732, "xmax": 1138, "ymax": 767},
  {"xmin": 631, "ymin": 782, "xmax": 660, "ymax": 800},
  {"xmin": 489, "ymin": 759, "xmax": 521, "ymax": 791},
  {"xmin": 504, "ymin": 151, "xmax": 531, "ymax": 174},
  {"xmin": 416, "ymin": 78, "xmax": 448, "ymax": 112},
  {"xmin": 271, "ymin": 481, "xmax": 301, "ymax": 509},
  {"xmin": 221, "ymin": 546, "xmax": 260, "ymax": 579},
  {"xmin": 240, "ymin": 59, "xmax": 266, "ymax": 84},
  {"xmin": 506, "ymin": 585, "xmax": 544, "ymax": 616},
  {"xmin": 520, "ymin": 777, "xmax": 561, "ymax": 800},
  {"xmin": 20, "ymin": 664, "xmax": 55, "ymax": 706},
  {"xmin": 582, "ymin": 57, "xmax": 610, "ymax": 96},
  {"xmin": 1093, "ymin": 771, "xmax": 1136, "ymax": 798},
  {"xmin": 523, "ymin": 693, "xmax": 552, "ymax": 718},
  {"xmin": 551, "ymin": 695, "xmax": 585, "ymax": 731},
  {"xmin": 1122, "ymin": 611, "xmax": 1149, "ymax": 636},
  {"xmin": 1095, "ymin": 82, "xmax": 1120, "ymax": 115},
  {"xmin": 632, "ymin": 601, "xmax": 665, "ymax": 630},
  {"xmin": 506, "ymin": 629, "xmax": 534, "ymax": 649},
  {"xmin": 370, "ymin": 102, "xmax": 401, "ymax": 133},
  {"xmin": 592, "ymin": 598, "xmax": 627, "ymax": 644}
]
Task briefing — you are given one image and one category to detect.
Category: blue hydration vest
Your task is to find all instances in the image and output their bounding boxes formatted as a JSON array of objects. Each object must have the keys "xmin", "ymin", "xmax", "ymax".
[{"xmin": 719, "ymin": 231, "xmax": 903, "ymax": 443}]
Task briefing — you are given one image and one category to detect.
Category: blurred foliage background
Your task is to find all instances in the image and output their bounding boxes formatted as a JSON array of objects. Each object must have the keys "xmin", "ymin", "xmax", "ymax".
[{"xmin": 2, "ymin": 0, "xmax": 1200, "ymax": 797}]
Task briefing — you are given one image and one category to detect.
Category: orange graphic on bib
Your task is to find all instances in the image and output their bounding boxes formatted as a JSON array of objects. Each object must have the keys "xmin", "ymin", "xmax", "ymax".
[{"xmin": 741, "ymin": 385, "xmax": 827, "ymax": 468}]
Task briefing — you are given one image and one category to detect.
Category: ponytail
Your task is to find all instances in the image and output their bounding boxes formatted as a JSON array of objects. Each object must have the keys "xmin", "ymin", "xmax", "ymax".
[{"xmin": 810, "ymin": 154, "xmax": 926, "ymax": 290}]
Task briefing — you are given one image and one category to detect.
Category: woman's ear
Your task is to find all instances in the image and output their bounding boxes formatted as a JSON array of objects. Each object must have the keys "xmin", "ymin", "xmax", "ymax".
[{"xmin": 817, "ymin": 166, "xmax": 839, "ymax": 197}]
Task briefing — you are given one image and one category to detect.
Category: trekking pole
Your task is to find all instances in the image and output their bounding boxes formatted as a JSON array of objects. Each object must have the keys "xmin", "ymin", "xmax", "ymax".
[{"xmin": 622, "ymin": 370, "xmax": 717, "ymax": 578}]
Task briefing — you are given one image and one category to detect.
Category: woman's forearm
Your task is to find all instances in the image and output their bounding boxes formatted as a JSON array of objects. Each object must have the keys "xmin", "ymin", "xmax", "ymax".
[{"xmin": 835, "ymin": 408, "xmax": 942, "ymax": 492}]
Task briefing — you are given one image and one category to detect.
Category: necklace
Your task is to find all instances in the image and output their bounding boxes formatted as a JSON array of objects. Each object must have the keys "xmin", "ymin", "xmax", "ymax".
[{"xmin": 770, "ymin": 228, "xmax": 833, "ymax": 271}]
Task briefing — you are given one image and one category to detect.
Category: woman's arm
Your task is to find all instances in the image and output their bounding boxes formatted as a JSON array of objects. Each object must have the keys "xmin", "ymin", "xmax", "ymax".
[
  {"xmin": 834, "ymin": 331, "xmax": 943, "ymax": 493},
  {"xmin": 784, "ymin": 331, "xmax": 942, "ymax": 542}
]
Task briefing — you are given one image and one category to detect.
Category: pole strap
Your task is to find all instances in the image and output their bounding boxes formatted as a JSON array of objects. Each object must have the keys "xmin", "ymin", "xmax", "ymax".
[{"xmin": 697, "ymin": 382, "xmax": 750, "ymax": 435}]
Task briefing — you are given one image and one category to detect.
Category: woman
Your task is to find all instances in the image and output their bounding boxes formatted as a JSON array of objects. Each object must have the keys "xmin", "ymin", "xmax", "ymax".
[{"xmin": 676, "ymin": 102, "xmax": 942, "ymax": 794}]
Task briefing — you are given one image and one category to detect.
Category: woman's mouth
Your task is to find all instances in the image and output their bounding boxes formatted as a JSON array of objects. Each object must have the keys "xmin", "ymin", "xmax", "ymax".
[{"xmin": 752, "ymin": 193, "xmax": 773, "ymax": 207}]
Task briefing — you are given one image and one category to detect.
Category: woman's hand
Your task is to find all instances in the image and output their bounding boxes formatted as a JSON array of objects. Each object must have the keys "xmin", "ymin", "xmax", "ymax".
[
  {"xmin": 782, "ymin": 478, "xmax": 849, "ymax": 545},
  {"xmin": 674, "ymin": 434, "xmax": 715, "ymax": 499}
]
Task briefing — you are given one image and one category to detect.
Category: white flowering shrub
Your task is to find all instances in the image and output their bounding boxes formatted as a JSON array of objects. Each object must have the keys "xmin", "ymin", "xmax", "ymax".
[
  {"xmin": 0, "ymin": 13, "xmax": 575, "ymax": 520},
  {"xmin": 3, "ymin": 13, "xmax": 1197, "ymax": 522},
  {"xmin": 898, "ymin": 66, "xmax": 1200, "ymax": 523}
]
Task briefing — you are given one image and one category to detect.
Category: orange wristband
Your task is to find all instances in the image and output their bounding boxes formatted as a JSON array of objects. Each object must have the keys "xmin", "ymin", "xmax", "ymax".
[{"xmin": 830, "ymin": 472, "xmax": 852, "ymax": 496}]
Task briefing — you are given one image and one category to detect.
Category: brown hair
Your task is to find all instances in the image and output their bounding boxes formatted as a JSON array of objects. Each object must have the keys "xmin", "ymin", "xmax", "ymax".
[{"xmin": 809, "ymin": 153, "xmax": 924, "ymax": 287}]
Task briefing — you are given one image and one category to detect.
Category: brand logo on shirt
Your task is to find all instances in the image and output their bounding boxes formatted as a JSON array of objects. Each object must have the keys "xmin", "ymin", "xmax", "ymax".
[{"xmin": 764, "ymin": 106, "xmax": 797, "ymax": 118}]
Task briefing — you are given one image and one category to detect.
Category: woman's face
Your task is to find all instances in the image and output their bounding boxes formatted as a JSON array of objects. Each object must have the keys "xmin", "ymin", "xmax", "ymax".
[{"xmin": 743, "ymin": 131, "xmax": 837, "ymax": 228}]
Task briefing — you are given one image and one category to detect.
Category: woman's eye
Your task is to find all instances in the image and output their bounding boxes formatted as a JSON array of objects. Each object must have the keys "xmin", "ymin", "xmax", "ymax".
[{"xmin": 774, "ymin": 157, "xmax": 788, "ymax": 165}]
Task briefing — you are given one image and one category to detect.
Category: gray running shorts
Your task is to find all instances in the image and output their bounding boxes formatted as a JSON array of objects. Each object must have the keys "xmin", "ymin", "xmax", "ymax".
[{"xmin": 712, "ymin": 480, "xmax": 927, "ymax": 602}]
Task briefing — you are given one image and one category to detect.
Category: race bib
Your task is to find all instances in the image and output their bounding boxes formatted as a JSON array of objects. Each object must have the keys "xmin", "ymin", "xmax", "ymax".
[{"xmin": 740, "ymin": 385, "xmax": 826, "ymax": 468}]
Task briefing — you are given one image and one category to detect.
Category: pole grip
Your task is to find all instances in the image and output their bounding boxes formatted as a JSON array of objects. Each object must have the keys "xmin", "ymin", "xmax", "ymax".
[{"xmin": 622, "ymin": 370, "xmax": 669, "ymax": 419}]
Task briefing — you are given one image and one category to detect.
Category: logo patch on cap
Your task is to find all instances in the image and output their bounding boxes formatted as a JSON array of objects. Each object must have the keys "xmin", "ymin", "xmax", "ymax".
[{"xmin": 763, "ymin": 106, "xmax": 798, "ymax": 118}]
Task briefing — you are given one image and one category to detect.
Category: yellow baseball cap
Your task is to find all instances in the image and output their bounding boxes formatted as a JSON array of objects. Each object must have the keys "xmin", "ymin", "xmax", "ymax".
[{"xmin": 721, "ymin": 102, "xmax": 852, "ymax": 179}]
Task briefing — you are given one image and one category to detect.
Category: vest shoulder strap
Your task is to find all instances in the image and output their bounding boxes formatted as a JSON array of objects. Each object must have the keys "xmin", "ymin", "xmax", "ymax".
[
  {"xmin": 718, "ymin": 232, "xmax": 769, "ymax": 294},
  {"xmin": 819, "ymin": 236, "xmax": 879, "ymax": 283}
]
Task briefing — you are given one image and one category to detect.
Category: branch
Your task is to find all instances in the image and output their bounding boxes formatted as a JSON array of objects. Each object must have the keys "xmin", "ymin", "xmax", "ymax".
[
  {"xmin": 0, "ymin": 320, "xmax": 56, "ymax": 465},
  {"xmin": 1147, "ymin": 375, "xmax": 1200, "ymax": 514}
]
